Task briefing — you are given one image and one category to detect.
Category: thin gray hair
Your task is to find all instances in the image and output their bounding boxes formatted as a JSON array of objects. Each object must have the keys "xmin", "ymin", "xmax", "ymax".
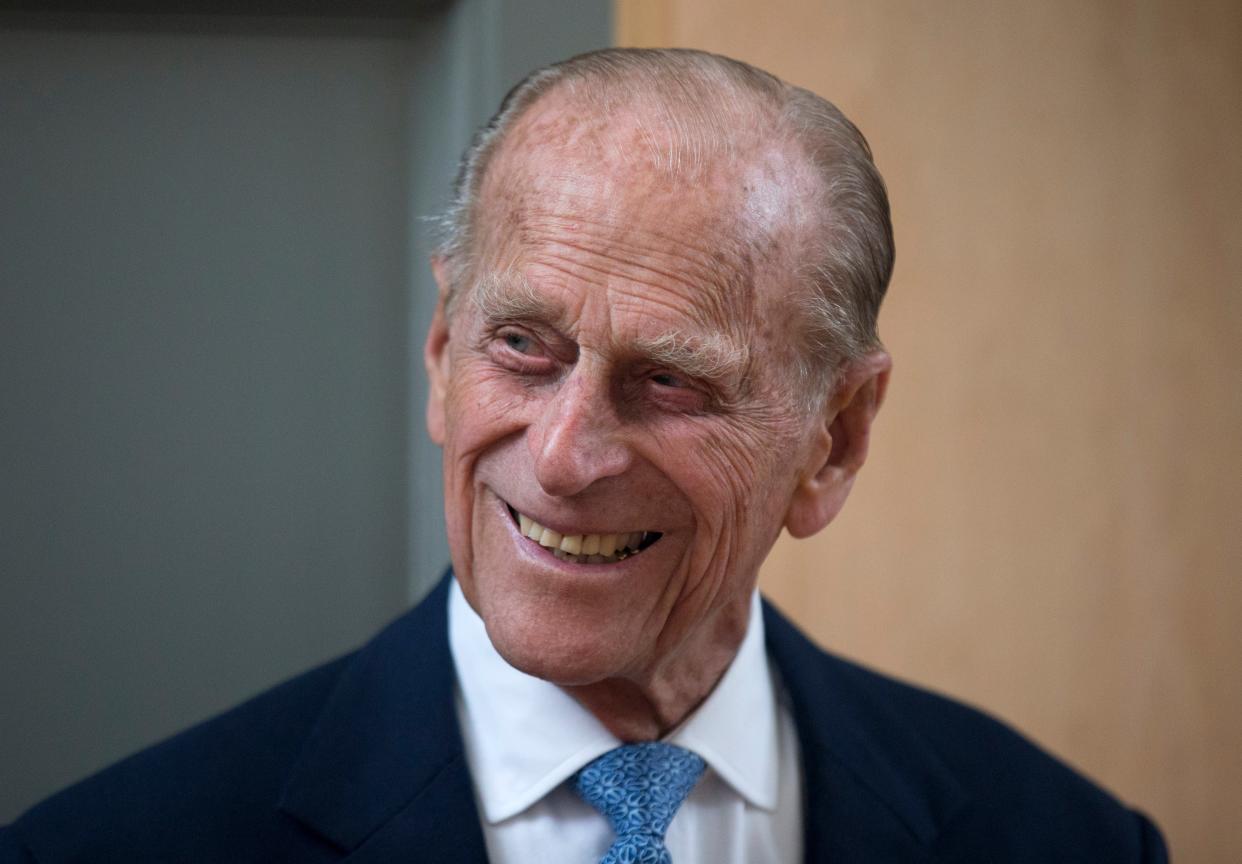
[{"xmin": 433, "ymin": 48, "xmax": 893, "ymax": 406}]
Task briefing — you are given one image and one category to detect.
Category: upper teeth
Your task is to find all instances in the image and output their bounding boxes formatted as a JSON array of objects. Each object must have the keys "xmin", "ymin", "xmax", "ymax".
[{"xmin": 516, "ymin": 511, "xmax": 648, "ymax": 562}]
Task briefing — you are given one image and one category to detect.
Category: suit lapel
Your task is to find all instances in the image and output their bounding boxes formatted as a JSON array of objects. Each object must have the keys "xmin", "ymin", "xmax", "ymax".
[
  {"xmin": 340, "ymin": 756, "xmax": 487, "ymax": 863},
  {"xmin": 763, "ymin": 598, "xmax": 969, "ymax": 864},
  {"xmin": 279, "ymin": 575, "xmax": 489, "ymax": 862}
]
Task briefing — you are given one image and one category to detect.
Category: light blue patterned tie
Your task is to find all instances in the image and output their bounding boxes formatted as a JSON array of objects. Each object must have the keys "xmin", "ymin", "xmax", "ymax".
[{"xmin": 573, "ymin": 741, "xmax": 706, "ymax": 864}]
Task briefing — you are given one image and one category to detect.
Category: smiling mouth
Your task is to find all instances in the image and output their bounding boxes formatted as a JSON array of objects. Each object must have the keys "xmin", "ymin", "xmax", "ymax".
[{"xmin": 505, "ymin": 504, "xmax": 662, "ymax": 565}]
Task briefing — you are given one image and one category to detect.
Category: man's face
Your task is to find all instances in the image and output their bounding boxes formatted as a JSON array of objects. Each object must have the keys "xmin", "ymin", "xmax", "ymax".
[{"xmin": 427, "ymin": 105, "xmax": 831, "ymax": 688}]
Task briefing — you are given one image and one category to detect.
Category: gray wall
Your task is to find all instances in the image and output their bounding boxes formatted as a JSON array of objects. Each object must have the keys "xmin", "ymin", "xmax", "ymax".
[{"xmin": 0, "ymin": 0, "xmax": 610, "ymax": 824}]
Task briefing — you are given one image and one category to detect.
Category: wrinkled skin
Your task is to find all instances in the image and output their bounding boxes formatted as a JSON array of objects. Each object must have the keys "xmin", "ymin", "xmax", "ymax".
[{"xmin": 425, "ymin": 96, "xmax": 889, "ymax": 739}]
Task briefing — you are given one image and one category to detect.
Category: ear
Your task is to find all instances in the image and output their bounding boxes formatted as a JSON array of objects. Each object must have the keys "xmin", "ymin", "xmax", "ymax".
[
  {"xmin": 784, "ymin": 350, "xmax": 891, "ymax": 538},
  {"xmin": 424, "ymin": 256, "xmax": 453, "ymax": 446}
]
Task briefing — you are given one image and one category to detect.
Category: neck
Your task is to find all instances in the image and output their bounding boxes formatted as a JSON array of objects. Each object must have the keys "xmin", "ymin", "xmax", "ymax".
[{"xmin": 563, "ymin": 600, "xmax": 751, "ymax": 741}]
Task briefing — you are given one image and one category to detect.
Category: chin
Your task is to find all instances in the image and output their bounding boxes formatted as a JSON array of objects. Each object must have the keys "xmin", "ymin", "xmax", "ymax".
[{"xmin": 484, "ymin": 611, "xmax": 636, "ymax": 687}]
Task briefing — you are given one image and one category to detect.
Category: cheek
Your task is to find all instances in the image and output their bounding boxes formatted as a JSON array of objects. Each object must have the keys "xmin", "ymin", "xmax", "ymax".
[
  {"xmin": 442, "ymin": 364, "xmax": 535, "ymax": 457},
  {"xmin": 439, "ymin": 365, "xmax": 536, "ymax": 560},
  {"xmin": 668, "ymin": 413, "xmax": 802, "ymax": 514},
  {"xmin": 654, "ymin": 413, "xmax": 805, "ymax": 577}
]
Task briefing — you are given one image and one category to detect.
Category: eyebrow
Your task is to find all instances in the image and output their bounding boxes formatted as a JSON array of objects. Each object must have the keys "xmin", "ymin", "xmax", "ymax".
[
  {"xmin": 629, "ymin": 330, "xmax": 749, "ymax": 386},
  {"xmin": 471, "ymin": 271, "xmax": 560, "ymax": 323},
  {"xmin": 470, "ymin": 270, "xmax": 751, "ymax": 388}
]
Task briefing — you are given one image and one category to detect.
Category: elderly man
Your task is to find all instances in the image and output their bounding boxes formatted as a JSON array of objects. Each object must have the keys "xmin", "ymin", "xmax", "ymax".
[{"xmin": 2, "ymin": 49, "xmax": 1164, "ymax": 864}]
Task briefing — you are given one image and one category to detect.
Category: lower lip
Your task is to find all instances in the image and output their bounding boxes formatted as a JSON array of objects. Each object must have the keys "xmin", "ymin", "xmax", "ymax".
[{"xmin": 495, "ymin": 495, "xmax": 654, "ymax": 574}]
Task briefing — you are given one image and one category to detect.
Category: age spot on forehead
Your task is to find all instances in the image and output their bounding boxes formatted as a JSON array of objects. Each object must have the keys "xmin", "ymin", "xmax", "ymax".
[{"xmin": 471, "ymin": 95, "xmax": 825, "ymax": 371}]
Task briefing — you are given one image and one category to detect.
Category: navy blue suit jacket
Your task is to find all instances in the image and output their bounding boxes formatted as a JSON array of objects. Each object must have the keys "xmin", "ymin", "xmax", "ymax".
[{"xmin": 2, "ymin": 575, "xmax": 1167, "ymax": 862}]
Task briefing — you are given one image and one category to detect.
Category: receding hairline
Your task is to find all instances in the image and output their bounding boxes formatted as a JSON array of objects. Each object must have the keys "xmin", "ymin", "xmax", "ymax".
[
  {"xmin": 457, "ymin": 81, "xmax": 819, "ymax": 334},
  {"xmin": 442, "ymin": 50, "xmax": 810, "ymax": 278},
  {"xmin": 479, "ymin": 57, "xmax": 792, "ymax": 194},
  {"xmin": 436, "ymin": 48, "xmax": 894, "ymax": 409}
]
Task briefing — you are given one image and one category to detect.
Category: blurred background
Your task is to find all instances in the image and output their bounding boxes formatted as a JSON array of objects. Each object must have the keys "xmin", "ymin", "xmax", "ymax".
[
  {"xmin": 2, "ymin": 2, "xmax": 1238, "ymax": 861},
  {"xmin": 0, "ymin": 0, "xmax": 611, "ymax": 825}
]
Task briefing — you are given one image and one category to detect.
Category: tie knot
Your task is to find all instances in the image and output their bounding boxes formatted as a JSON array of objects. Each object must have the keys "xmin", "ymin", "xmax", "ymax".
[{"xmin": 574, "ymin": 742, "xmax": 706, "ymax": 841}]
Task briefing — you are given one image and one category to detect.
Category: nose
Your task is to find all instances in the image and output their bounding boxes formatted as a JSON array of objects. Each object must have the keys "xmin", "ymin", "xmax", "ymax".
[{"xmin": 529, "ymin": 367, "xmax": 632, "ymax": 497}]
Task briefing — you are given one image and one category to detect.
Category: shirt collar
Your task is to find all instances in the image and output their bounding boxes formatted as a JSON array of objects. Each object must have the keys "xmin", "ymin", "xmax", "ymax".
[{"xmin": 448, "ymin": 578, "xmax": 781, "ymax": 823}]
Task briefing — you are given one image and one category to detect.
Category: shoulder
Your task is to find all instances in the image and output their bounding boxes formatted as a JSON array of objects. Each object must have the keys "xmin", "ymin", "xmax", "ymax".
[
  {"xmin": 838, "ymin": 653, "xmax": 1163, "ymax": 856},
  {"xmin": 1, "ymin": 576, "xmax": 459, "ymax": 864},
  {"xmin": 0, "ymin": 653, "xmax": 352, "ymax": 864},
  {"xmin": 762, "ymin": 598, "xmax": 1168, "ymax": 863}
]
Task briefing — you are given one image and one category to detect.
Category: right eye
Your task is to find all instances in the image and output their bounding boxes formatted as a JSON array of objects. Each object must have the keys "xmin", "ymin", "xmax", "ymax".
[
  {"xmin": 488, "ymin": 326, "xmax": 556, "ymax": 375},
  {"xmin": 502, "ymin": 330, "xmax": 537, "ymax": 354}
]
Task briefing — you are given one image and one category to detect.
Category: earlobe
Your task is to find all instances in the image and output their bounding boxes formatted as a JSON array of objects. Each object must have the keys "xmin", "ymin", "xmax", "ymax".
[
  {"xmin": 424, "ymin": 257, "xmax": 453, "ymax": 446},
  {"xmin": 784, "ymin": 351, "xmax": 891, "ymax": 539}
]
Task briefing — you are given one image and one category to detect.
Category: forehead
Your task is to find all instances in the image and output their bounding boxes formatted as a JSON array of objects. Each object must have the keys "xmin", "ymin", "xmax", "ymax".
[{"xmin": 471, "ymin": 97, "xmax": 814, "ymax": 342}]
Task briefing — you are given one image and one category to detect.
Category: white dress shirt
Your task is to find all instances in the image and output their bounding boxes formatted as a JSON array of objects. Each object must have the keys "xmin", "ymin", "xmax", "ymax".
[{"xmin": 448, "ymin": 578, "xmax": 803, "ymax": 864}]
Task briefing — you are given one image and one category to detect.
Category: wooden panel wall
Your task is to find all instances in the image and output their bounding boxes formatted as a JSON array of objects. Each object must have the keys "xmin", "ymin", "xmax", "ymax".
[{"xmin": 618, "ymin": 2, "xmax": 1241, "ymax": 861}]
